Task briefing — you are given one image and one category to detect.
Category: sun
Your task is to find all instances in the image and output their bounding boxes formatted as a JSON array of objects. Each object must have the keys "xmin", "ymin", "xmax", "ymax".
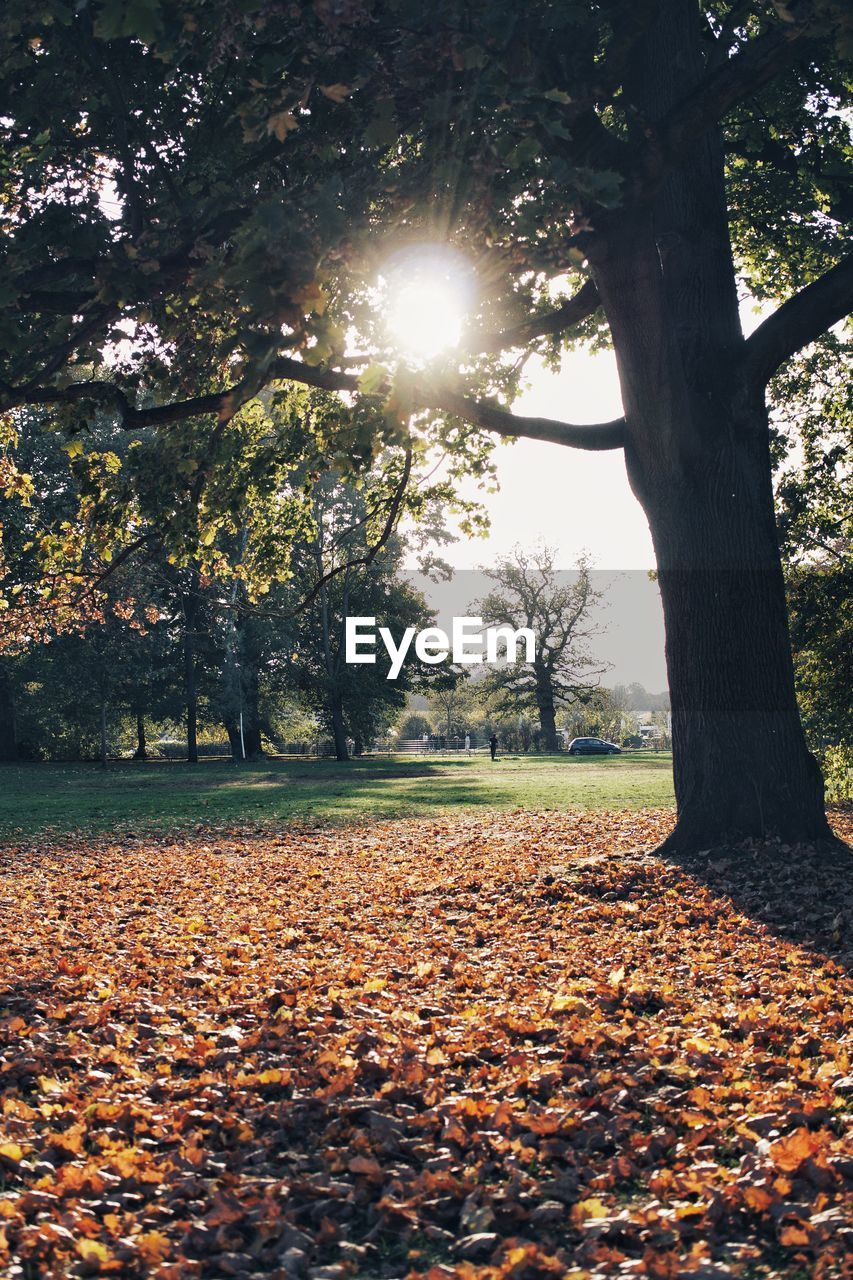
[{"xmin": 382, "ymin": 246, "xmax": 473, "ymax": 362}]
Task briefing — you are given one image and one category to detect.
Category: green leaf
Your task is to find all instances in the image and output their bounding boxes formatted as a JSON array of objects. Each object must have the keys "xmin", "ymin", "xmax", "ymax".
[{"xmin": 358, "ymin": 363, "xmax": 389, "ymax": 396}]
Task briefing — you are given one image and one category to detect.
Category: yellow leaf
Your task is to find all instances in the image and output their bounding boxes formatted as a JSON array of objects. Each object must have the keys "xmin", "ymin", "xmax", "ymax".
[
  {"xmin": 0, "ymin": 1142, "xmax": 23, "ymax": 1165},
  {"xmin": 64, "ymin": 438, "xmax": 84, "ymax": 457},
  {"xmin": 137, "ymin": 1230, "xmax": 171, "ymax": 1263},
  {"xmin": 552, "ymin": 994, "xmax": 590, "ymax": 1015},
  {"xmin": 257, "ymin": 1068, "xmax": 292, "ymax": 1086},
  {"xmin": 75, "ymin": 1238, "xmax": 112, "ymax": 1265},
  {"xmin": 571, "ymin": 1197, "xmax": 609, "ymax": 1223}
]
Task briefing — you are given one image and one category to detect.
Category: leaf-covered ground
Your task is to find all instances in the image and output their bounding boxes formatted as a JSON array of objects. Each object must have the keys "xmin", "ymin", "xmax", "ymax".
[{"xmin": 1, "ymin": 809, "xmax": 851, "ymax": 1279}]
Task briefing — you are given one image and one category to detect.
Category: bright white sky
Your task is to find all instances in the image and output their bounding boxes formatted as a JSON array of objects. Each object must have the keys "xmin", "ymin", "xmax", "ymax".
[
  {"xmin": 402, "ymin": 292, "xmax": 770, "ymax": 691},
  {"xmin": 442, "ymin": 346, "xmax": 651, "ymax": 570},
  {"xmin": 435, "ymin": 298, "xmax": 770, "ymax": 572}
]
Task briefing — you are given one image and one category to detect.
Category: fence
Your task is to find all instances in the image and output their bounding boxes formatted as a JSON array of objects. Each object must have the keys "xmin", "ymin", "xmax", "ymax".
[{"xmin": 143, "ymin": 736, "xmax": 484, "ymax": 760}]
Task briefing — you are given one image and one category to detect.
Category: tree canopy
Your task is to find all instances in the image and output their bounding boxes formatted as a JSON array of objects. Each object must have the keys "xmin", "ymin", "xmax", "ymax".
[{"xmin": 2, "ymin": 0, "xmax": 848, "ymax": 440}]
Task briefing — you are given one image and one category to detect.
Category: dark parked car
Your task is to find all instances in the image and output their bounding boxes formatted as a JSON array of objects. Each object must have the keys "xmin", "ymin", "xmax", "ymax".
[{"xmin": 567, "ymin": 737, "xmax": 622, "ymax": 755}]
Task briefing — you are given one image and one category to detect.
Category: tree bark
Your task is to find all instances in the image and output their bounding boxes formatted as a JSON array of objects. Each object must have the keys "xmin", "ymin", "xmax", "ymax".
[
  {"xmin": 185, "ymin": 656, "xmax": 198, "ymax": 764},
  {"xmin": 99, "ymin": 700, "xmax": 108, "ymax": 769},
  {"xmin": 182, "ymin": 584, "xmax": 200, "ymax": 765},
  {"xmin": 133, "ymin": 712, "xmax": 147, "ymax": 761},
  {"xmin": 226, "ymin": 722, "xmax": 243, "ymax": 760},
  {"xmin": 536, "ymin": 688, "xmax": 559, "ymax": 753},
  {"xmin": 644, "ymin": 428, "xmax": 830, "ymax": 848},
  {"xmin": 581, "ymin": 0, "xmax": 835, "ymax": 851},
  {"xmin": 242, "ymin": 662, "xmax": 264, "ymax": 758},
  {"xmin": 330, "ymin": 692, "xmax": 349, "ymax": 762},
  {"xmin": 593, "ymin": 232, "xmax": 832, "ymax": 849},
  {"xmin": 0, "ymin": 664, "xmax": 18, "ymax": 762}
]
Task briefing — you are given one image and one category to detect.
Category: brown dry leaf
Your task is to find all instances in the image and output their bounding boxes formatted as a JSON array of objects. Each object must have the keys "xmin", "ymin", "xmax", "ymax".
[{"xmin": 0, "ymin": 807, "xmax": 849, "ymax": 1278}]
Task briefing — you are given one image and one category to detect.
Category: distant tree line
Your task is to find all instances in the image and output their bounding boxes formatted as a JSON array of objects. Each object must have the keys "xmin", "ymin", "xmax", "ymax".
[
  {"xmin": 0, "ymin": 406, "xmax": 451, "ymax": 764},
  {"xmin": 1, "ymin": 384, "xmax": 847, "ymax": 774}
]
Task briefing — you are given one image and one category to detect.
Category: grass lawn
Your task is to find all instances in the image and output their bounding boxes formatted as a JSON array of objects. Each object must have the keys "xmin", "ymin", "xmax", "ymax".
[{"xmin": 0, "ymin": 751, "xmax": 674, "ymax": 841}]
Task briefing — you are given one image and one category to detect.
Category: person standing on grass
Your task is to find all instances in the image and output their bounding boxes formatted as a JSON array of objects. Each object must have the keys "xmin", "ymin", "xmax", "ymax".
[
  {"xmin": 489, "ymin": 733, "xmax": 498, "ymax": 761},
  {"xmin": 465, "ymin": 733, "xmax": 471, "ymax": 755}
]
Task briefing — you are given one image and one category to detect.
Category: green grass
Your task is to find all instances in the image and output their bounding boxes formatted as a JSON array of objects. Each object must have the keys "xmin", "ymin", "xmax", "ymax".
[{"xmin": 0, "ymin": 752, "xmax": 674, "ymax": 842}]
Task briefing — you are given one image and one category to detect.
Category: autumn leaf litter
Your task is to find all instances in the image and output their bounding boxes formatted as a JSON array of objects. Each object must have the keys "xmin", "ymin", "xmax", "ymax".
[{"xmin": 0, "ymin": 809, "xmax": 851, "ymax": 1279}]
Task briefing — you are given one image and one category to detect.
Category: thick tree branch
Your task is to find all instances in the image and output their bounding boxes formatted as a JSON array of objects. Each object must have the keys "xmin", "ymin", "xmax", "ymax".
[
  {"xmin": 4, "ymin": 354, "xmax": 626, "ymax": 452},
  {"xmin": 706, "ymin": 0, "xmax": 754, "ymax": 69},
  {"xmin": 424, "ymin": 386, "xmax": 626, "ymax": 451},
  {"xmin": 642, "ymin": 6, "xmax": 817, "ymax": 185},
  {"xmin": 0, "ymin": 355, "xmax": 354, "ymax": 427},
  {"xmin": 468, "ymin": 279, "xmax": 602, "ymax": 353},
  {"xmin": 744, "ymin": 254, "xmax": 853, "ymax": 388}
]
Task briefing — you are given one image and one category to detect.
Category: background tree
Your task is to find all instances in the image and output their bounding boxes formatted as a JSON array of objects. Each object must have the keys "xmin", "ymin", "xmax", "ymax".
[
  {"xmin": 1, "ymin": 0, "xmax": 852, "ymax": 847},
  {"xmin": 771, "ymin": 333, "xmax": 852, "ymax": 748},
  {"xmin": 475, "ymin": 548, "xmax": 605, "ymax": 752},
  {"xmin": 290, "ymin": 469, "xmax": 431, "ymax": 761},
  {"xmin": 396, "ymin": 710, "xmax": 432, "ymax": 741},
  {"xmin": 564, "ymin": 688, "xmax": 632, "ymax": 747},
  {"xmin": 426, "ymin": 670, "xmax": 473, "ymax": 744}
]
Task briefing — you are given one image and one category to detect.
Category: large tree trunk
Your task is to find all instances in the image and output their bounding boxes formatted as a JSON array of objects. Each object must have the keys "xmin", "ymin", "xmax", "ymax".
[
  {"xmin": 242, "ymin": 663, "xmax": 263, "ymax": 758},
  {"xmin": 595, "ymin": 239, "xmax": 832, "ymax": 849},
  {"xmin": 641, "ymin": 427, "xmax": 830, "ymax": 849},
  {"xmin": 226, "ymin": 721, "xmax": 243, "ymax": 760},
  {"xmin": 586, "ymin": 0, "xmax": 834, "ymax": 852},
  {"xmin": 330, "ymin": 692, "xmax": 349, "ymax": 762},
  {"xmin": 536, "ymin": 683, "xmax": 559, "ymax": 752},
  {"xmin": 0, "ymin": 664, "xmax": 18, "ymax": 762},
  {"xmin": 133, "ymin": 712, "xmax": 147, "ymax": 761},
  {"xmin": 183, "ymin": 585, "xmax": 200, "ymax": 765}
]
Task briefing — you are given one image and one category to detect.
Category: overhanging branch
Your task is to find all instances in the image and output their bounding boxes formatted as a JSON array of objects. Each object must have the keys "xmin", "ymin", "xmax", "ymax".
[
  {"xmin": 426, "ymin": 386, "xmax": 626, "ymax": 451},
  {"xmin": 468, "ymin": 279, "xmax": 603, "ymax": 353},
  {"xmin": 4, "ymin": 355, "xmax": 626, "ymax": 452},
  {"xmin": 744, "ymin": 254, "xmax": 853, "ymax": 388}
]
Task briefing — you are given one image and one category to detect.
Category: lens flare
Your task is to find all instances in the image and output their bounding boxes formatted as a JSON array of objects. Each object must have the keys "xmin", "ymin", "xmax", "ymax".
[{"xmin": 382, "ymin": 247, "xmax": 473, "ymax": 362}]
